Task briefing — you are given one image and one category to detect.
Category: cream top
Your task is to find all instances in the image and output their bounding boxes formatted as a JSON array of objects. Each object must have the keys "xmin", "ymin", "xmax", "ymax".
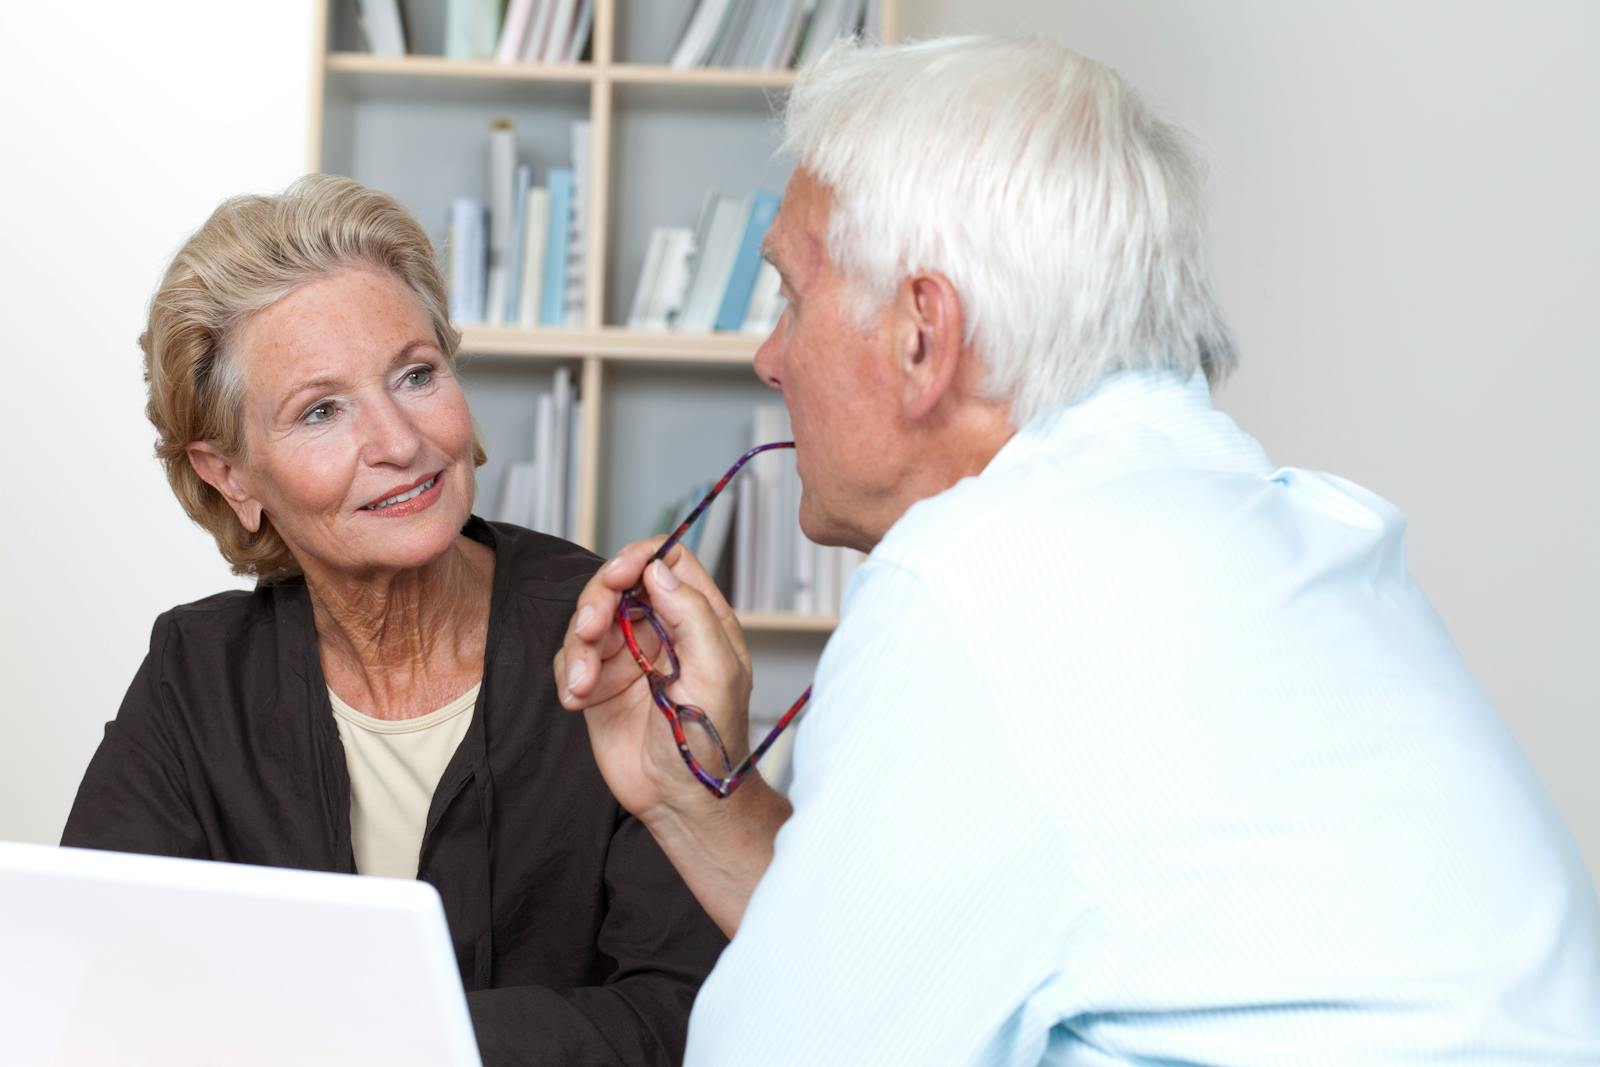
[{"xmin": 329, "ymin": 683, "xmax": 479, "ymax": 879}]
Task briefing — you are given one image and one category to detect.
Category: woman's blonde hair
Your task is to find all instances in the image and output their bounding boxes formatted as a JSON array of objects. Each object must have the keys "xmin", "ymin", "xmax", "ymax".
[{"xmin": 141, "ymin": 174, "xmax": 484, "ymax": 579}]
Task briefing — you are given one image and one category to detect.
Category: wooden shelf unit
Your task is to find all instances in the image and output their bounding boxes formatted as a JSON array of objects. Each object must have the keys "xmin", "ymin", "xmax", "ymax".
[{"xmin": 308, "ymin": 0, "xmax": 896, "ymax": 645}]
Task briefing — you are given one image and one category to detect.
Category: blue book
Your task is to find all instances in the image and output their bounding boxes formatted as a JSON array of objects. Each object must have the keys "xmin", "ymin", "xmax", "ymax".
[
  {"xmin": 713, "ymin": 191, "xmax": 780, "ymax": 332},
  {"xmin": 540, "ymin": 167, "xmax": 574, "ymax": 326},
  {"xmin": 503, "ymin": 164, "xmax": 533, "ymax": 323}
]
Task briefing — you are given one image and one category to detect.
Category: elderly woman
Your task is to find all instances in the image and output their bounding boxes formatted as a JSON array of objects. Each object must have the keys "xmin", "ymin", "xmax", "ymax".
[{"xmin": 61, "ymin": 174, "xmax": 723, "ymax": 1065}]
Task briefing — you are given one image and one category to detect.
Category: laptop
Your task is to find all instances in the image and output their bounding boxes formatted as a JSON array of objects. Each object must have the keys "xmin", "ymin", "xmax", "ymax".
[{"xmin": 0, "ymin": 840, "xmax": 482, "ymax": 1066}]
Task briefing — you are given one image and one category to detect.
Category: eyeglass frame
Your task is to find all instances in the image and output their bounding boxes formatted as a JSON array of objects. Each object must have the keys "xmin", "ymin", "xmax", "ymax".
[{"xmin": 616, "ymin": 441, "xmax": 811, "ymax": 799}]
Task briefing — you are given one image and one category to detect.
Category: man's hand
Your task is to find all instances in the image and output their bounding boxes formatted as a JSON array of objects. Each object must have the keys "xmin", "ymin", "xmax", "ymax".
[
  {"xmin": 556, "ymin": 539, "xmax": 792, "ymax": 937},
  {"xmin": 556, "ymin": 538, "xmax": 753, "ymax": 827}
]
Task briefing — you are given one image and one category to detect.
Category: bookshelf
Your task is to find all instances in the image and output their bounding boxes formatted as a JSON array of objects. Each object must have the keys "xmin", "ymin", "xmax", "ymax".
[{"xmin": 308, "ymin": 0, "xmax": 897, "ymax": 730}]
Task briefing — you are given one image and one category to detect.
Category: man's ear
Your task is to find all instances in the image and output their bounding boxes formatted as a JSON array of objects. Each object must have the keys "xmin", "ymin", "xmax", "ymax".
[
  {"xmin": 186, "ymin": 441, "xmax": 263, "ymax": 533},
  {"xmin": 897, "ymin": 271, "xmax": 966, "ymax": 423}
]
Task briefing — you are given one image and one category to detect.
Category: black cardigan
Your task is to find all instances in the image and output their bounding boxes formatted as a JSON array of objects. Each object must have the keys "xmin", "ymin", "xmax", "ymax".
[{"xmin": 61, "ymin": 518, "xmax": 725, "ymax": 1065}]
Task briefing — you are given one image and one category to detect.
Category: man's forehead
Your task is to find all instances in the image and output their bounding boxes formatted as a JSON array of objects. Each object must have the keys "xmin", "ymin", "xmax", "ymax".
[{"xmin": 766, "ymin": 171, "xmax": 828, "ymax": 278}]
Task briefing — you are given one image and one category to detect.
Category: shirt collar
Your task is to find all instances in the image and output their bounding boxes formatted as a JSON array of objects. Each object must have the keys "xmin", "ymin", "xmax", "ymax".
[{"xmin": 984, "ymin": 369, "xmax": 1273, "ymax": 479}]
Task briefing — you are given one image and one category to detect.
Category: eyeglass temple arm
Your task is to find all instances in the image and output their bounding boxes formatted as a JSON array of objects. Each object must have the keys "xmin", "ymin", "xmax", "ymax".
[{"xmin": 653, "ymin": 441, "xmax": 797, "ymax": 564}]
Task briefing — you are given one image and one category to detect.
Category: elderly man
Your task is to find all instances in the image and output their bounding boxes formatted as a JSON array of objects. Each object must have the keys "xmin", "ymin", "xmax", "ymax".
[{"xmin": 558, "ymin": 36, "xmax": 1600, "ymax": 1064}]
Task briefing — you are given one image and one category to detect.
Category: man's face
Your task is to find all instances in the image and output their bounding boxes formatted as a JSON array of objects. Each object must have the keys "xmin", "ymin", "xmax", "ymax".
[{"xmin": 755, "ymin": 171, "xmax": 901, "ymax": 551}]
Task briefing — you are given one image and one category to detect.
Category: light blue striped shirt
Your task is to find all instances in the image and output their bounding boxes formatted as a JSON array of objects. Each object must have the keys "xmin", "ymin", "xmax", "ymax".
[{"xmin": 686, "ymin": 370, "xmax": 1600, "ymax": 1064}]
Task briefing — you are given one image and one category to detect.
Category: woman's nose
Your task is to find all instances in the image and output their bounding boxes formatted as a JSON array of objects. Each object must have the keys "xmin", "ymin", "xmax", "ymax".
[{"xmin": 360, "ymin": 393, "xmax": 423, "ymax": 468}]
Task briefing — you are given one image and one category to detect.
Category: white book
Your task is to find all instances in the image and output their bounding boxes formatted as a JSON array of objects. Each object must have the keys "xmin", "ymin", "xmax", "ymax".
[
  {"xmin": 709, "ymin": 0, "xmax": 756, "ymax": 68},
  {"xmin": 793, "ymin": 533, "xmax": 817, "ymax": 615},
  {"xmin": 754, "ymin": 404, "xmax": 788, "ymax": 612},
  {"xmin": 741, "ymin": 260, "xmax": 784, "ymax": 334},
  {"xmin": 763, "ymin": 0, "xmax": 806, "ymax": 69},
  {"xmin": 815, "ymin": 544, "xmax": 840, "ymax": 617},
  {"xmin": 521, "ymin": 0, "xmax": 559, "ymax": 62},
  {"xmin": 563, "ymin": 0, "xmax": 594, "ymax": 62},
  {"xmin": 354, "ymin": 0, "xmax": 407, "ymax": 56},
  {"xmin": 485, "ymin": 120, "xmax": 516, "ymax": 324},
  {"xmin": 496, "ymin": 461, "xmax": 542, "ymax": 529},
  {"xmin": 627, "ymin": 229, "xmax": 672, "ymax": 329},
  {"xmin": 676, "ymin": 193, "xmax": 746, "ymax": 333},
  {"xmin": 445, "ymin": 0, "xmax": 501, "ymax": 60},
  {"xmin": 563, "ymin": 121, "xmax": 591, "ymax": 327},
  {"xmin": 697, "ymin": 478, "xmax": 737, "ymax": 581},
  {"xmin": 670, "ymin": 0, "xmax": 735, "ymax": 68},
  {"xmin": 516, "ymin": 186, "xmax": 550, "ymax": 328},
  {"xmin": 629, "ymin": 227, "xmax": 697, "ymax": 331},
  {"xmin": 739, "ymin": 0, "xmax": 787, "ymax": 70},
  {"xmin": 546, "ymin": 365, "xmax": 574, "ymax": 538},
  {"xmin": 531, "ymin": 392, "xmax": 556, "ymax": 533},
  {"xmin": 655, "ymin": 229, "xmax": 698, "ymax": 330},
  {"xmin": 733, "ymin": 427, "xmax": 759, "ymax": 612},
  {"xmin": 796, "ymin": 0, "xmax": 850, "ymax": 67},
  {"xmin": 494, "ymin": 0, "xmax": 540, "ymax": 63},
  {"xmin": 540, "ymin": 0, "xmax": 579, "ymax": 63},
  {"xmin": 448, "ymin": 198, "xmax": 485, "ymax": 324},
  {"xmin": 564, "ymin": 400, "xmax": 583, "ymax": 542}
]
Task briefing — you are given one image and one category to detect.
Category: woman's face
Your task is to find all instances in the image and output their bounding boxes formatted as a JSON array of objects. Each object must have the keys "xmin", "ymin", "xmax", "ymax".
[{"xmin": 217, "ymin": 267, "xmax": 476, "ymax": 581}]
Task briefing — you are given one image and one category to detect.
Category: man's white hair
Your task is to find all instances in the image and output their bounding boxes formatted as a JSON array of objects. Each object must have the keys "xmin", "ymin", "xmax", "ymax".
[{"xmin": 781, "ymin": 36, "xmax": 1237, "ymax": 425}]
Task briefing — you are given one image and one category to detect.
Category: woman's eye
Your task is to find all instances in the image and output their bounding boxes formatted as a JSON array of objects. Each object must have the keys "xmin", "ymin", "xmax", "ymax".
[
  {"xmin": 303, "ymin": 401, "xmax": 337, "ymax": 425},
  {"xmin": 403, "ymin": 366, "xmax": 435, "ymax": 388}
]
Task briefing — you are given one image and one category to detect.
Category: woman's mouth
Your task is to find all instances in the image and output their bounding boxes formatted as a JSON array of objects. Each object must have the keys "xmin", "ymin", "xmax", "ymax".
[{"xmin": 361, "ymin": 473, "xmax": 441, "ymax": 513}]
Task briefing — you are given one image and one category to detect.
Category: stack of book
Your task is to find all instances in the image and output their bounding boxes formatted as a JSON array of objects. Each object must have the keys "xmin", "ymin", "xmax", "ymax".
[
  {"xmin": 351, "ymin": 0, "xmax": 595, "ymax": 63},
  {"xmin": 668, "ymin": 0, "xmax": 885, "ymax": 70},
  {"xmin": 628, "ymin": 189, "xmax": 784, "ymax": 335},
  {"xmin": 653, "ymin": 403, "xmax": 865, "ymax": 616},
  {"xmin": 494, "ymin": 365, "xmax": 582, "ymax": 539},
  {"xmin": 447, "ymin": 118, "xmax": 589, "ymax": 328}
]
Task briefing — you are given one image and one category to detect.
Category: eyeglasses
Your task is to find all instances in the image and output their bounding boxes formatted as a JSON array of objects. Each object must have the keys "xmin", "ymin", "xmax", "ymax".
[{"xmin": 617, "ymin": 441, "xmax": 811, "ymax": 799}]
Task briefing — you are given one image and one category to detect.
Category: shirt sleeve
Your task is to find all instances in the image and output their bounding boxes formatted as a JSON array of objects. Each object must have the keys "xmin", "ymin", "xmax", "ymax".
[
  {"xmin": 683, "ymin": 560, "xmax": 1084, "ymax": 1066},
  {"xmin": 466, "ymin": 814, "xmax": 727, "ymax": 1066},
  {"xmin": 60, "ymin": 614, "xmax": 209, "ymax": 858}
]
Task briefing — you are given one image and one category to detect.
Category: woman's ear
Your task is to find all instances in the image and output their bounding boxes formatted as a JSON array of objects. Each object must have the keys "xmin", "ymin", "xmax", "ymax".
[
  {"xmin": 186, "ymin": 442, "xmax": 263, "ymax": 533},
  {"xmin": 898, "ymin": 271, "xmax": 966, "ymax": 423}
]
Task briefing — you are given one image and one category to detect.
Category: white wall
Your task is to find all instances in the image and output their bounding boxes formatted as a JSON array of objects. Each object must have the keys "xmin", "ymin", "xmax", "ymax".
[
  {"xmin": 904, "ymin": 0, "xmax": 1600, "ymax": 878},
  {"xmin": 2, "ymin": 2, "xmax": 1595, "ymax": 885},
  {"xmin": 0, "ymin": 2, "xmax": 318, "ymax": 842}
]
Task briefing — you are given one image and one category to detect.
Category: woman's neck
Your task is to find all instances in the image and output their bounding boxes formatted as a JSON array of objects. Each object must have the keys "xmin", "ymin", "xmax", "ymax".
[{"xmin": 306, "ymin": 534, "xmax": 495, "ymax": 719}]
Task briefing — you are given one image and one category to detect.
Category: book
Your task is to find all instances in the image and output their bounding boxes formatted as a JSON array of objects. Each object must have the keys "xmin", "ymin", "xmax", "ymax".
[
  {"xmin": 503, "ymin": 164, "xmax": 533, "ymax": 323},
  {"xmin": 516, "ymin": 186, "xmax": 549, "ymax": 328},
  {"xmin": 627, "ymin": 229, "xmax": 672, "ymax": 329},
  {"xmin": 494, "ymin": 0, "xmax": 540, "ymax": 63},
  {"xmin": 714, "ymin": 191, "xmax": 780, "ymax": 331},
  {"xmin": 545, "ymin": 365, "xmax": 574, "ymax": 537},
  {"xmin": 627, "ymin": 227, "xmax": 695, "ymax": 330},
  {"xmin": 563, "ymin": 122, "xmax": 591, "ymax": 327},
  {"xmin": 540, "ymin": 0, "xmax": 579, "ymax": 62},
  {"xmin": 563, "ymin": 0, "xmax": 594, "ymax": 62},
  {"xmin": 531, "ymin": 391, "xmax": 555, "ymax": 532},
  {"xmin": 447, "ymin": 198, "xmax": 486, "ymax": 324},
  {"xmin": 564, "ymin": 400, "xmax": 583, "ymax": 541},
  {"xmin": 354, "ymin": 0, "xmax": 407, "ymax": 56},
  {"xmin": 677, "ymin": 193, "xmax": 746, "ymax": 333},
  {"xmin": 696, "ymin": 479, "xmax": 738, "ymax": 580},
  {"xmin": 539, "ymin": 167, "xmax": 574, "ymax": 326},
  {"xmin": 522, "ymin": 0, "xmax": 559, "ymax": 62},
  {"xmin": 670, "ymin": 0, "xmax": 735, "ymax": 68},
  {"xmin": 741, "ymin": 261, "xmax": 785, "ymax": 334},
  {"xmin": 485, "ymin": 120, "xmax": 516, "ymax": 324},
  {"xmin": 445, "ymin": 0, "xmax": 501, "ymax": 60}
]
